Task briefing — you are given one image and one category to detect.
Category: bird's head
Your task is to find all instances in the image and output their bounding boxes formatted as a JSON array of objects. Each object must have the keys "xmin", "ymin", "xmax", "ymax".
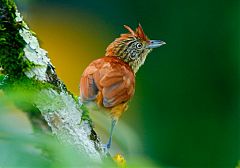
[{"xmin": 105, "ymin": 24, "xmax": 165, "ymax": 73}]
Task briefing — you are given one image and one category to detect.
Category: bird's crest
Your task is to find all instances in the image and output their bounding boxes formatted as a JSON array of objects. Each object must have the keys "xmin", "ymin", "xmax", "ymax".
[
  {"xmin": 105, "ymin": 24, "xmax": 150, "ymax": 58},
  {"xmin": 123, "ymin": 24, "xmax": 149, "ymax": 41}
]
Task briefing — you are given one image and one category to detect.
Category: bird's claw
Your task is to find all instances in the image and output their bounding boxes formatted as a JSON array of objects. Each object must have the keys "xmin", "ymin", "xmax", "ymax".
[{"xmin": 102, "ymin": 143, "xmax": 110, "ymax": 154}]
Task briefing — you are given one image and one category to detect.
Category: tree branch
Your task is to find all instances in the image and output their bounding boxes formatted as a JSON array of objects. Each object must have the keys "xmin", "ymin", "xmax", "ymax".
[{"xmin": 0, "ymin": 0, "xmax": 103, "ymax": 161}]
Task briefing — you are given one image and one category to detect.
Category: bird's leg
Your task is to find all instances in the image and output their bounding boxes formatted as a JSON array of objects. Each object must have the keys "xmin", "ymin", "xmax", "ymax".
[
  {"xmin": 103, "ymin": 118, "xmax": 117, "ymax": 152},
  {"xmin": 102, "ymin": 103, "xmax": 127, "ymax": 152}
]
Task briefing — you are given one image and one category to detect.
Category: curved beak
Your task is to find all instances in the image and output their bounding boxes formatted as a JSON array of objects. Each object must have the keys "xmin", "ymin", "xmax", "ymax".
[{"xmin": 147, "ymin": 40, "xmax": 166, "ymax": 49}]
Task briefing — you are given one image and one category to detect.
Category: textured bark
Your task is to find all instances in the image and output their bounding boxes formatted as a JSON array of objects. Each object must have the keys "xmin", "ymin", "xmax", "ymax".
[{"xmin": 0, "ymin": 0, "xmax": 103, "ymax": 161}]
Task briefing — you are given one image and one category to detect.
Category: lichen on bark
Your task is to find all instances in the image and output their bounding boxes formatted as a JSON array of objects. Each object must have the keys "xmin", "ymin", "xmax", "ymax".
[{"xmin": 0, "ymin": 0, "xmax": 104, "ymax": 161}]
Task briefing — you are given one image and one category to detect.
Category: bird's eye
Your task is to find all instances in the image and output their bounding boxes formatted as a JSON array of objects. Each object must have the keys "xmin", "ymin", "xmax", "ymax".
[{"xmin": 136, "ymin": 42, "xmax": 143, "ymax": 49}]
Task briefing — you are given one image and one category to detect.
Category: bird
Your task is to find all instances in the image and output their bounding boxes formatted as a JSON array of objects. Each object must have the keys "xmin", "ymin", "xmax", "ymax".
[{"xmin": 80, "ymin": 24, "xmax": 165, "ymax": 151}]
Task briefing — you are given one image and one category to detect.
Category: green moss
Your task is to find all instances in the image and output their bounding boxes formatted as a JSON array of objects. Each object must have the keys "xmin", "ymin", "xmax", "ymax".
[
  {"xmin": 0, "ymin": 74, "xmax": 7, "ymax": 87},
  {"xmin": 80, "ymin": 103, "xmax": 93, "ymax": 127},
  {"xmin": 0, "ymin": 0, "xmax": 34, "ymax": 78},
  {"xmin": 72, "ymin": 94, "xmax": 93, "ymax": 128},
  {"xmin": 1, "ymin": 75, "xmax": 58, "ymax": 95}
]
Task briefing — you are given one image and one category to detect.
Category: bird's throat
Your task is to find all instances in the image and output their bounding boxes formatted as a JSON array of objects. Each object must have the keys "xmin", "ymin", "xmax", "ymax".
[{"xmin": 127, "ymin": 49, "xmax": 151, "ymax": 74}]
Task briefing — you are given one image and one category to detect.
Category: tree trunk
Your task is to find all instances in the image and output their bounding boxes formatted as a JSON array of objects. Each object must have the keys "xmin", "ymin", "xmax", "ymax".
[{"xmin": 0, "ymin": 0, "xmax": 103, "ymax": 161}]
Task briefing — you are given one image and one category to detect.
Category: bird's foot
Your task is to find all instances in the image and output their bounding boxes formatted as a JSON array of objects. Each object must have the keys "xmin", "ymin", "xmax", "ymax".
[{"xmin": 102, "ymin": 143, "xmax": 111, "ymax": 154}]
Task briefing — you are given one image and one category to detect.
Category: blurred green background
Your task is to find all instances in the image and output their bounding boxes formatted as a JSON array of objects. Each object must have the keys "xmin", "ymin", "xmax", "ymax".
[{"xmin": 5, "ymin": 0, "xmax": 240, "ymax": 167}]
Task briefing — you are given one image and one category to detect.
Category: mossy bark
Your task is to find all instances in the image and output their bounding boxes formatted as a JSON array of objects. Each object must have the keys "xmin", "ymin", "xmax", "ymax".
[
  {"xmin": 0, "ymin": 0, "xmax": 103, "ymax": 161},
  {"xmin": 0, "ymin": 0, "xmax": 33, "ymax": 77}
]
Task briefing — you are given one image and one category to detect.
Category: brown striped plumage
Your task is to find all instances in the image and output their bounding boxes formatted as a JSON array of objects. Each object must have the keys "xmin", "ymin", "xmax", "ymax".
[
  {"xmin": 80, "ymin": 56, "xmax": 135, "ymax": 118},
  {"xmin": 105, "ymin": 24, "xmax": 152, "ymax": 74},
  {"xmin": 79, "ymin": 24, "xmax": 165, "ymax": 150}
]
